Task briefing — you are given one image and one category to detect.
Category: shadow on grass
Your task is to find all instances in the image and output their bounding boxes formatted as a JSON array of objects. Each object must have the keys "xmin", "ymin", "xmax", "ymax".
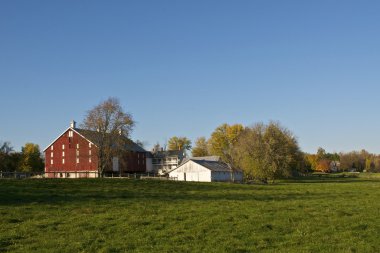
[
  {"xmin": 0, "ymin": 178, "xmax": 364, "ymax": 206},
  {"xmin": 284, "ymin": 175, "xmax": 379, "ymax": 184}
]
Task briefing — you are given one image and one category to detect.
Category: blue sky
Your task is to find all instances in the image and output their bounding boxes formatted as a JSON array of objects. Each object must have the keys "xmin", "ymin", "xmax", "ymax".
[{"xmin": 1, "ymin": 1, "xmax": 380, "ymax": 153}]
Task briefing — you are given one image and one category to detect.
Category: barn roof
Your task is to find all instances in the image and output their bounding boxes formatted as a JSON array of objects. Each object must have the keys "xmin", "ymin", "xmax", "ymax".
[
  {"xmin": 181, "ymin": 156, "xmax": 220, "ymax": 165},
  {"xmin": 74, "ymin": 128, "xmax": 147, "ymax": 153},
  {"xmin": 192, "ymin": 160, "xmax": 233, "ymax": 172},
  {"xmin": 170, "ymin": 159, "xmax": 242, "ymax": 173},
  {"xmin": 43, "ymin": 126, "xmax": 146, "ymax": 153}
]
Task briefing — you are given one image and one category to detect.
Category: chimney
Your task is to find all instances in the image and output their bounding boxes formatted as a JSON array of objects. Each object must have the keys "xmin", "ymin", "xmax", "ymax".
[{"xmin": 70, "ymin": 120, "xmax": 76, "ymax": 128}]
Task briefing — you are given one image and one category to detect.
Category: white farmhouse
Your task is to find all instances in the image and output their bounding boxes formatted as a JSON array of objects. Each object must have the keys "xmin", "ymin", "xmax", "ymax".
[{"xmin": 168, "ymin": 159, "xmax": 243, "ymax": 182}]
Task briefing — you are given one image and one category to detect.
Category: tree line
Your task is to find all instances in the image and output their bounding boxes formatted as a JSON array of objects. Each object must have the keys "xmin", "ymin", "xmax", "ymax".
[
  {"xmin": 3, "ymin": 97, "xmax": 379, "ymax": 179},
  {"xmin": 163, "ymin": 122, "xmax": 380, "ymax": 181},
  {"xmin": 0, "ymin": 142, "xmax": 44, "ymax": 172},
  {"xmin": 305, "ymin": 148, "xmax": 380, "ymax": 173},
  {"xmin": 165, "ymin": 122, "xmax": 306, "ymax": 183}
]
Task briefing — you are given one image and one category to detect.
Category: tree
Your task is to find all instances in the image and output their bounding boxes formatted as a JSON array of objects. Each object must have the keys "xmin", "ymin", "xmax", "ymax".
[
  {"xmin": 0, "ymin": 142, "xmax": 21, "ymax": 172},
  {"xmin": 316, "ymin": 147, "xmax": 326, "ymax": 161},
  {"xmin": 135, "ymin": 140, "xmax": 146, "ymax": 149},
  {"xmin": 19, "ymin": 143, "xmax": 44, "ymax": 172},
  {"xmin": 152, "ymin": 142, "xmax": 162, "ymax": 153},
  {"xmin": 0, "ymin": 141, "xmax": 13, "ymax": 154},
  {"xmin": 208, "ymin": 123, "xmax": 244, "ymax": 165},
  {"xmin": 316, "ymin": 159, "xmax": 330, "ymax": 172},
  {"xmin": 82, "ymin": 97, "xmax": 135, "ymax": 176},
  {"xmin": 305, "ymin": 154, "xmax": 318, "ymax": 171},
  {"xmin": 191, "ymin": 137, "xmax": 210, "ymax": 157},
  {"xmin": 232, "ymin": 122, "xmax": 302, "ymax": 183},
  {"xmin": 167, "ymin": 137, "xmax": 191, "ymax": 151}
]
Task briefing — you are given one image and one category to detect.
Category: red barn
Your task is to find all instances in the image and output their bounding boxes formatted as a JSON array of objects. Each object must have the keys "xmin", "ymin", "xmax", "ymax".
[{"xmin": 44, "ymin": 121, "xmax": 148, "ymax": 178}]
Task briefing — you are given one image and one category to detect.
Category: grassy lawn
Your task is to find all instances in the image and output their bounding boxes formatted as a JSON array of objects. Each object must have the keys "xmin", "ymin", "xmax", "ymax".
[{"xmin": 1, "ymin": 175, "xmax": 380, "ymax": 252}]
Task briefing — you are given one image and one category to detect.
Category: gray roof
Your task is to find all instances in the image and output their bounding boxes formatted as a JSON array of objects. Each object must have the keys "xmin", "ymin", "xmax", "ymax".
[
  {"xmin": 75, "ymin": 128, "xmax": 146, "ymax": 153},
  {"xmin": 191, "ymin": 160, "xmax": 233, "ymax": 172},
  {"xmin": 181, "ymin": 156, "xmax": 220, "ymax": 164}
]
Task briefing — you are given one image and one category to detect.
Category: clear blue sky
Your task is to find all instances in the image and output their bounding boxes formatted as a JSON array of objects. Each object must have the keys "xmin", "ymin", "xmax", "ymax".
[{"xmin": 1, "ymin": 1, "xmax": 380, "ymax": 154}]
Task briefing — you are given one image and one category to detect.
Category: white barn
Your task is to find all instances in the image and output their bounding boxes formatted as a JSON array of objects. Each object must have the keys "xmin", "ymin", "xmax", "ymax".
[{"xmin": 168, "ymin": 159, "xmax": 243, "ymax": 182}]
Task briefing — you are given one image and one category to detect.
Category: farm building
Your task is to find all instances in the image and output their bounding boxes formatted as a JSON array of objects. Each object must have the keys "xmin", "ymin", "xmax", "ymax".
[
  {"xmin": 44, "ymin": 121, "xmax": 151, "ymax": 178},
  {"xmin": 168, "ymin": 158, "xmax": 243, "ymax": 182},
  {"xmin": 151, "ymin": 149, "xmax": 186, "ymax": 175}
]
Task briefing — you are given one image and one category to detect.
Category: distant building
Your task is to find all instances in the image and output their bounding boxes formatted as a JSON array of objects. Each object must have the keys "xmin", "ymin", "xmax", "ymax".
[
  {"xmin": 168, "ymin": 158, "xmax": 243, "ymax": 182},
  {"xmin": 44, "ymin": 121, "xmax": 150, "ymax": 178},
  {"xmin": 151, "ymin": 149, "xmax": 186, "ymax": 175},
  {"xmin": 330, "ymin": 161, "xmax": 341, "ymax": 172}
]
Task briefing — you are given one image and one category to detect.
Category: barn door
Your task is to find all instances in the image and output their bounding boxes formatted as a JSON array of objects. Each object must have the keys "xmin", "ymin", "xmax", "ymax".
[{"xmin": 112, "ymin": 157, "xmax": 119, "ymax": 172}]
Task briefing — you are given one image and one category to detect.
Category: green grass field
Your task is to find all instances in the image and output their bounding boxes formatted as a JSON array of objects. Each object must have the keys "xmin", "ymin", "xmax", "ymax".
[{"xmin": 1, "ymin": 175, "xmax": 380, "ymax": 252}]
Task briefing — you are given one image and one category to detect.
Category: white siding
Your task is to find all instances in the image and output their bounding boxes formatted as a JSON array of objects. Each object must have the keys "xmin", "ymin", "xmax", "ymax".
[
  {"xmin": 112, "ymin": 157, "xmax": 119, "ymax": 172},
  {"xmin": 169, "ymin": 160, "xmax": 244, "ymax": 183},
  {"xmin": 169, "ymin": 161, "xmax": 212, "ymax": 182},
  {"xmin": 146, "ymin": 158, "xmax": 154, "ymax": 172}
]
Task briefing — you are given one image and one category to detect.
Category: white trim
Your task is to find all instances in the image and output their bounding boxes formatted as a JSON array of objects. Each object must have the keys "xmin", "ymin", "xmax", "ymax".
[{"xmin": 43, "ymin": 127, "xmax": 97, "ymax": 152}]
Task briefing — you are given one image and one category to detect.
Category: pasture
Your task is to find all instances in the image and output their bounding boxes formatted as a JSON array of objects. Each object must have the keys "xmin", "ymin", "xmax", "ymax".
[{"xmin": 1, "ymin": 175, "xmax": 380, "ymax": 252}]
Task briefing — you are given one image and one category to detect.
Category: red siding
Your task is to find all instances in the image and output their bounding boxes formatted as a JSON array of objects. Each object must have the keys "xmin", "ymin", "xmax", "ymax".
[
  {"xmin": 45, "ymin": 129, "xmax": 98, "ymax": 174},
  {"xmin": 44, "ymin": 128, "xmax": 147, "ymax": 176},
  {"xmin": 122, "ymin": 152, "xmax": 146, "ymax": 173}
]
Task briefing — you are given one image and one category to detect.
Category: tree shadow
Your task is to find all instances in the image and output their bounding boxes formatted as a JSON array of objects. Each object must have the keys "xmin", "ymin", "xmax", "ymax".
[{"xmin": 0, "ymin": 178, "xmax": 362, "ymax": 206}]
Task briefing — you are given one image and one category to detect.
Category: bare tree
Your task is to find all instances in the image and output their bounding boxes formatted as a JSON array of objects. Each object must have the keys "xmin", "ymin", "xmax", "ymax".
[
  {"xmin": 82, "ymin": 97, "xmax": 135, "ymax": 176},
  {"xmin": 0, "ymin": 141, "xmax": 13, "ymax": 154}
]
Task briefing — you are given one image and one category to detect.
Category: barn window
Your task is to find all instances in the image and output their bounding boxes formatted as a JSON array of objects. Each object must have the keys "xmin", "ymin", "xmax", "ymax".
[
  {"xmin": 51, "ymin": 152, "xmax": 53, "ymax": 158},
  {"xmin": 51, "ymin": 159, "xmax": 53, "ymax": 165},
  {"xmin": 51, "ymin": 146, "xmax": 54, "ymax": 151},
  {"xmin": 89, "ymin": 158, "xmax": 92, "ymax": 163},
  {"xmin": 76, "ymin": 150, "xmax": 79, "ymax": 156},
  {"xmin": 62, "ymin": 158, "xmax": 65, "ymax": 164},
  {"xmin": 76, "ymin": 158, "xmax": 79, "ymax": 164},
  {"xmin": 68, "ymin": 131, "xmax": 73, "ymax": 137},
  {"xmin": 62, "ymin": 144, "xmax": 65, "ymax": 150},
  {"xmin": 76, "ymin": 144, "xmax": 79, "ymax": 149},
  {"xmin": 89, "ymin": 143, "xmax": 92, "ymax": 148},
  {"xmin": 62, "ymin": 151, "xmax": 65, "ymax": 157},
  {"xmin": 89, "ymin": 150, "xmax": 91, "ymax": 156}
]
